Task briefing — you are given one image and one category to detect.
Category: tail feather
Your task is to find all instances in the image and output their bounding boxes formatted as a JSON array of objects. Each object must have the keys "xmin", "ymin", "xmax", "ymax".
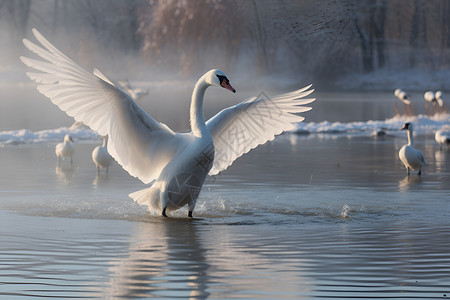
[{"xmin": 129, "ymin": 184, "xmax": 161, "ymax": 212}]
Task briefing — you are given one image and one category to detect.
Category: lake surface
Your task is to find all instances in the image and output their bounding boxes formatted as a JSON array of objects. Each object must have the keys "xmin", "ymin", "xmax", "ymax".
[{"xmin": 0, "ymin": 131, "xmax": 449, "ymax": 299}]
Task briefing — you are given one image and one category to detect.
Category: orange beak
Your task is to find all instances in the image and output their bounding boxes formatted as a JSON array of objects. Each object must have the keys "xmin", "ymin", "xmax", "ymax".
[{"xmin": 221, "ymin": 80, "xmax": 236, "ymax": 93}]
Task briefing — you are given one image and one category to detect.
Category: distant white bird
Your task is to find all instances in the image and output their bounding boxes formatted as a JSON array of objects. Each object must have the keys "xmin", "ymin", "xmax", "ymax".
[
  {"xmin": 118, "ymin": 80, "xmax": 149, "ymax": 102},
  {"xmin": 399, "ymin": 123, "xmax": 426, "ymax": 175},
  {"xmin": 435, "ymin": 128, "xmax": 450, "ymax": 150},
  {"xmin": 21, "ymin": 28, "xmax": 315, "ymax": 218},
  {"xmin": 424, "ymin": 91, "xmax": 436, "ymax": 104},
  {"xmin": 435, "ymin": 90, "xmax": 444, "ymax": 108},
  {"xmin": 92, "ymin": 136, "xmax": 113, "ymax": 173},
  {"xmin": 394, "ymin": 88, "xmax": 411, "ymax": 105},
  {"xmin": 55, "ymin": 134, "xmax": 74, "ymax": 165}
]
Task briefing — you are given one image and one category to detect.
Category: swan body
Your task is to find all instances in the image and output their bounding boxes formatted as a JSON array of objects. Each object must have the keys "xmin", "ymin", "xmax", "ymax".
[
  {"xmin": 21, "ymin": 28, "xmax": 315, "ymax": 217},
  {"xmin": 92, "ymin": 136, "xmax": 113, "ymax": 172},
  {"xmin": 55, "ymin": 134, "xmax": 74, "ymax": 165},
  {"xmin": 435, "ymin": 127, "xmax": 450, "ymax": 149},
  {"xmin": 394, "ymin": 88, "xmax": 411, "ymax": 105},
  {"xmin": 424, "ymin": 91, "xmax": 436, "ymax": 104},
  {"xmin": 399, "ymin": 123, "xmax": 426, "ymax": 175}
]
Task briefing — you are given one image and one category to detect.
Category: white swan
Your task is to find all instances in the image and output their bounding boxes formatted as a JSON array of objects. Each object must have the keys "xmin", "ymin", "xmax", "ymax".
[
  {"xmin": 21, "ymin": 28, "xmax": 315, "ymax": 217},
  {"xmin": 435, "ymin": 127, "xmax": 450, "ymax": 150},
  {"xmin": 424, "ymin": 90, "xmax": 444, "ymax": 107},
  {"xmin": 117, "ymin": 80, "xmax": 149, "ymax": 102},
  {"xmin": 435, "ymin": 90, "xmax": 444, "ymax": 107},
  {"xmin": 394, "ymin": 88, "xmax": 411, "ymax": 105},
  {"xmin": 399, "ymin": 123, "xmax": 426, "ymax": 175},
  {"xmin": 55, "ymin": 134, "xmax": 74, "ymax": 165},
  {"xmin": 92, "ymin": 136, "xmax": 113, "ymax": 173}
]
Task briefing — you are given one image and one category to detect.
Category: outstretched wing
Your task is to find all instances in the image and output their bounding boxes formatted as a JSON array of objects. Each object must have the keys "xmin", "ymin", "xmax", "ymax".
[
  {"xmin": 21, "ymin": 28, "xmax": 187, "ymax": 184},
  {"xmin": 206, "ymin": 85, "xmax": 315, "ymax": 175}
]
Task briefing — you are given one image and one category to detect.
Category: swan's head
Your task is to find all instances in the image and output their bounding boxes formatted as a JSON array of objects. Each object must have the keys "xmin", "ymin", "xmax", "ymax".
[
  {"xmin": 204, "ymin": 69, "xmax": 236, "ymax": 93},
  {"xmin": 64, "ymin": 134, "xmax": 73, "ymax": 143},
  {"xmin": 402, "ymin": 122, "xmax": 412, "ymax": 131}
]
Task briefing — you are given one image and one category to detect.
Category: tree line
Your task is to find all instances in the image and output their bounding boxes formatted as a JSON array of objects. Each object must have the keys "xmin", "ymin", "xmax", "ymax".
[{"xmin": 1, "ymin": 0, "xmax": 449, "ymax": 86}]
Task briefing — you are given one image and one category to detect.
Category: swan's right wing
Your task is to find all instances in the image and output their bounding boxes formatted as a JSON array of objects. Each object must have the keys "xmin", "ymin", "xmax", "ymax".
[{"xmin": 21, "ymin": 28, "xmax": 186, "ymax": 184}]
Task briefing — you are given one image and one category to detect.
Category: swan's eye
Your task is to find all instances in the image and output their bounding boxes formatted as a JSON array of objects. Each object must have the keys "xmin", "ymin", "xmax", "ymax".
[{"xmin": 217, "ymin": 75, "xmax": 228, "ymax": 85}]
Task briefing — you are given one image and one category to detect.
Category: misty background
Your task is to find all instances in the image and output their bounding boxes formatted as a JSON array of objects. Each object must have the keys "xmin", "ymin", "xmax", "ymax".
[
  {"xmin": 1, "ymin": 0, "xmax": 450, "ymax": 131},
  {"xmin": 1, "ymin": 0, "xmax": 450, "ymax": 89}
]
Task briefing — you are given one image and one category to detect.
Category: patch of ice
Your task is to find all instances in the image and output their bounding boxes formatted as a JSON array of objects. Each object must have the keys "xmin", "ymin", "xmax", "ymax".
[{"xmin": 0, "ymin": 127, "xmax": 99, "ymax": 146}]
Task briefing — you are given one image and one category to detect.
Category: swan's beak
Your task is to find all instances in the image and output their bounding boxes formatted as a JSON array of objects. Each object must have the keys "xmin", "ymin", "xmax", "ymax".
[
  {"xmin": 401, "ymin": 124, "xmax": 407, "ymax": 130},
  {"xmin": 221, "ymin": 80, "xmax": 236, "ymax": 93}
]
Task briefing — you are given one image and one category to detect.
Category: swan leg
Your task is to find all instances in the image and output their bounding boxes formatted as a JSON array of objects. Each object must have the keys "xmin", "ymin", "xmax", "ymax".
[
  {"xmin": 418, "ymin": 169, "xmax": 422, "ymax": 176},
  {"xmin": 162, "ymin": 207, "xmax": 168, "ymax": 218}
]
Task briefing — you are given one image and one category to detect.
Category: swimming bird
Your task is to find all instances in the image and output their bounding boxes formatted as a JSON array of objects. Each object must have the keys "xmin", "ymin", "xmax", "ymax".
[
  {"xmin": 92, "ymin": 136, "xmax": 113, "ymax": 173},
  {"xmin": 55, "ymin": 134, "xmax": 74, "ymax": 165},
  {"xmin": 21, "ymin": 28, "xmax": 315, "ymax": 218},
  {"xmin": 435, "ymin": 127, "xmax": 450, "ymax": 150},
  {"xmin": 399, "ymin": 123, "xmax": 426, "ymax": 175}
]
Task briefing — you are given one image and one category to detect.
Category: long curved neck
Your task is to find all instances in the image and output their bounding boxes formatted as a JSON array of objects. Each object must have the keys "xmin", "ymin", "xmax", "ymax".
[
  {"xmin": 102, "ymin": 136, "xmax": 108, "ymax": 147},
  {"xmin": 190, "ymin": 78, "xmax": 210, "ymax": 137},
  {"xmin": 407, "ymin": 129, "xmax": 414, "ymax": 146}
]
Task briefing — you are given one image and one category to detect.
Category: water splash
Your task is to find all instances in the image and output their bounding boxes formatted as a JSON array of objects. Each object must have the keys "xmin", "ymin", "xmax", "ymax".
[{"xmin": 341, "ymin": 204, "xmax": 351, "ymax": 219}]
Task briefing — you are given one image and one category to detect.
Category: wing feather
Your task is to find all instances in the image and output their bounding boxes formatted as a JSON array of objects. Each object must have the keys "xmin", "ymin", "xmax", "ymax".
[
  {"xmin": 207, "ymin": 86, "xmax": 315, "ymax": 175},
  {"xmin": 21, "ymin": 28, "xmax": 186, "ymax": 184}
]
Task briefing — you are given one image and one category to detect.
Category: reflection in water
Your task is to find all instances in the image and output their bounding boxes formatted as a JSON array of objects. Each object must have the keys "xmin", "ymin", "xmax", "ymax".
[
  {"xmin": 398, "ymin": 174, "xmax": 422, "ymax": 192},
  {"xmin": 93, "ymin": 172, "xmax": 109, "ymax": 187},
  {"xmin": 398, "ymin": 175, "xmax": 422, "ymax": 191},
  {"xmin": 434, "ymin": 149, "xmax": 448, "ymax": 172},
  {"xmin": 101, "ymin": 221, "xmax": 210, "ymax": 299},
  {"xmin": 55, "ymin": 164, "xmax": 75, "ymax": 184}
]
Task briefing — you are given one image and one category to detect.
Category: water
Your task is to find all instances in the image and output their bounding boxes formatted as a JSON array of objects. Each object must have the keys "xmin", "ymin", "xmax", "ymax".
[
  {"xmin": 1, "ymin": 81, "xmax": 450, "ymax": 298},
  {"xmin": 0, "ymin": 130, "xmax": 449, "ymax": 299}
]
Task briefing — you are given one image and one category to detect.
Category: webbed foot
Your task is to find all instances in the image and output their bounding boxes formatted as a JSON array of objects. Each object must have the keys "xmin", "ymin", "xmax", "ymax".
[{"xmin": 162, "ymin": 207, "xmax": 168, "ymax": 218}]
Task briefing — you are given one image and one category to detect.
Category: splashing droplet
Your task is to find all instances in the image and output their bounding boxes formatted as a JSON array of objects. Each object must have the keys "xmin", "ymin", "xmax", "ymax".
[{"xmin": 341, "ymin": 204, "xmax": 351, "ymax": 219}]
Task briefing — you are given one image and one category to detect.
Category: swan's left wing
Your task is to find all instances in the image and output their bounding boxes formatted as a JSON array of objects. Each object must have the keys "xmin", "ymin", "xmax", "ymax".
[
  {"xmin": 20, "ymin": 28, "xmax": 188, "ymax": 184},
  {"xmin": 206, "ymin": 85, "xmax": 315, "ymax": 175}
]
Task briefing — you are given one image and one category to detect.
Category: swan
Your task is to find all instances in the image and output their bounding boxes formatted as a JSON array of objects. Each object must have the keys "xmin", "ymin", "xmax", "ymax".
[
  {"xmin": 92, "ymin": 136, "xmax": 113, "ymax": 173},
  {"xmin": 20, "ymin": 28, "xmax": 315, "ymax": 217},
  {"xmin": 55, "ymin": 134, "xmax": 74, "ymax": 165},
  {"xmin": 117, "ymin": 80, "xmax": 149, "ymax": 102},
  {"xmin": 435, "ymin": 127, "xmax": 450, "ymax": 150},
  {"xmin": 399, "ymin": 123, "xmax": 426, "ymax": 175},
  {"xmin": 394, "ymin": 88, "xmax": 411, "ymax": 105},
  {"xmin": 435, "ymin": 90, "xmax": 444, "ymax": 108},
  {"xmin": 424, "ymin": 91, "xmax": 436, "ymax": 104}
]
